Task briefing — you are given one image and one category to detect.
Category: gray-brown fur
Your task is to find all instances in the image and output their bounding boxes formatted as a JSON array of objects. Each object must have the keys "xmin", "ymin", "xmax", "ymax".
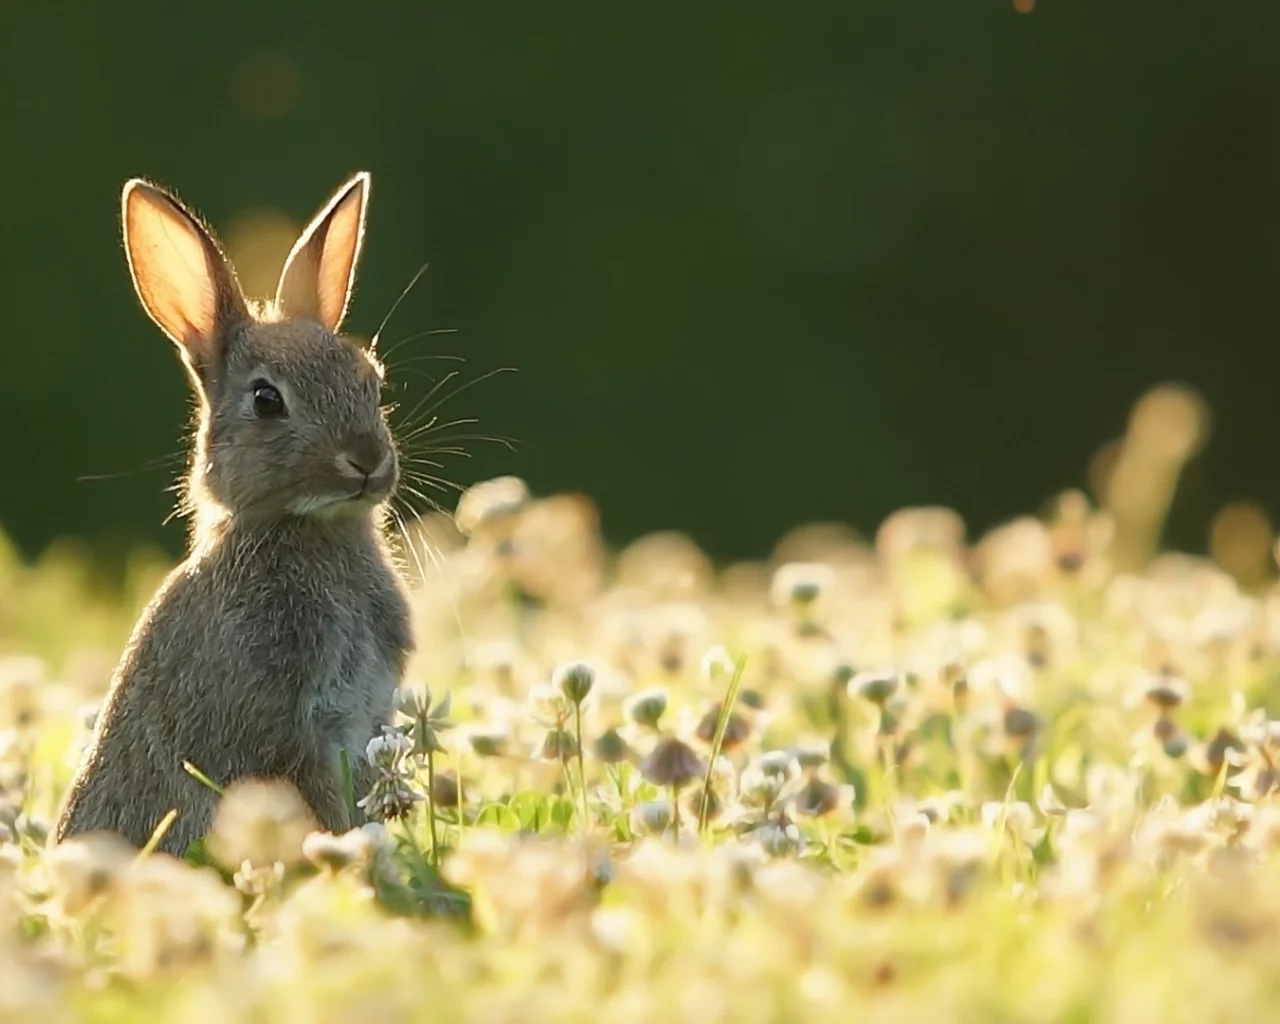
[{"xmin": 54, "ymin": 172, "xmax": 414, "ymax": 855}]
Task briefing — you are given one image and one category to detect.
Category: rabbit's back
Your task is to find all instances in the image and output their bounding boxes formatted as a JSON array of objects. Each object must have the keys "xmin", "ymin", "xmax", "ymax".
[{"xmin": 55, "ymin": 516, "xmax": 412, "ymax": 854}]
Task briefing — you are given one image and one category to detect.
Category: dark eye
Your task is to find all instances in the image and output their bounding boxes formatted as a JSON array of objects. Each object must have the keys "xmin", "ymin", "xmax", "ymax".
[{"xmin": 252, "ymin": 382, "xmax": 286, "ymax": 418}]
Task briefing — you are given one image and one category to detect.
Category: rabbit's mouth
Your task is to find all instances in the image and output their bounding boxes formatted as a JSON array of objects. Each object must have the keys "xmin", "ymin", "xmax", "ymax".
[{"xmin": 289, "ymin": 486, "xmax": 389, "ymax": 518}]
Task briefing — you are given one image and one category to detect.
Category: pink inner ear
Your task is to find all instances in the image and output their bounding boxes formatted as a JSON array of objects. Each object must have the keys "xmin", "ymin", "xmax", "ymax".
[
  {"xmin": 277, "ymin": 174, "xmax": 369, "ymax": 333},
  {"xmin": 124, "ymin": 185, "xmax": 221, "ymax": 355},
  {"xmin": 316, "ymin": 192, "xmax": 365, "ymax": 330}
]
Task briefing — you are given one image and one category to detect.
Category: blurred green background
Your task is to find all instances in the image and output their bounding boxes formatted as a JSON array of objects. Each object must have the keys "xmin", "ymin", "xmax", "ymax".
[{"xmin": 3, "ymin": 2, "xmax": 1279, "ymax": 566}]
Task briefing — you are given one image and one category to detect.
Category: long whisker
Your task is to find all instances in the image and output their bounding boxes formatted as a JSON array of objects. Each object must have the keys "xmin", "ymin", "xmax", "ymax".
[
  {"xmin": 396, "ymin": 370, "xmax": 462, "ymax": 433},
  {"xmin": 402, "ymin": 473, "xmax": 466, "ymax": 498},
  {"xmin": 395, "ymin": 415, "xmax": 478, "ymax": 441},
  {"xmin": 392, "ymin": 498, "xmax": 470, "ymax": 645},
  {"xmin": 383, "ymin": 366, "xmax": 459, "ymax": 390},
  {"xmin": 389, "ymin": 503, "xmax": 431, "ymax": 591},
  {"xmin": 387, "ymin": 353, "xmax": 467, "ymax": 369},
  {"xmin": 396, "ymin": 413, "xmax": 520, "ymax": 451},
  {"xmin": 76, "ymin": 450, "xmax": 187, "ymax": 483},
  {"xmin": 397, "ymin": 367, "xmax": 518, "ymax": 434},
  {"xmin": 379, "ymin": 327, "xmax": 461, "ymax": 362},
  {"xmin": 401, "ymin": 452, "xmax": 458, "ymax": 467},
  {"xmin": 401, "ymin": 431, "xmax": 519, "ymax": 451},
  {"xmin": 370, "ymin": 262, "xmax": 431, "ymax": 353},
  {"xmin": 403, "ymin": 455, "xmax": 447, "ymax": 470}
]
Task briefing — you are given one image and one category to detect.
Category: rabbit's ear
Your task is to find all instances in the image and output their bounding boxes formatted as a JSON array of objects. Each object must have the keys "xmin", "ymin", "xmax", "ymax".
[
  {"xmin": 275, "ymin": 171, "xmax": 370, "ymax": 333},
  {"xmin": 121, "ymin": 179, "xmax": 248, "ymax": 378}
]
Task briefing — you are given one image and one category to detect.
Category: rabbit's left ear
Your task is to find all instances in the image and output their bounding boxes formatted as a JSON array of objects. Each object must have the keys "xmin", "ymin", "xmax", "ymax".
[
  {"xmin": 121, "ymin": 178, "xmax": 250, "ymax": 383},
  {"xmin": 275, "ymin": 171, "xmax": 370, "ymax": 333}
]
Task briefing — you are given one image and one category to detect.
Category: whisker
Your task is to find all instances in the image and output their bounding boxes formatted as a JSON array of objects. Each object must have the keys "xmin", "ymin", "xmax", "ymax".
[
  {"xmin": 392, "ymin": 498, "xmax": 470, "ymax": 645},
  {"xmin": 384, "ymin": 366, "xmax": 458, "ymax": 389},
  {"xmin": 402, "ymin": 450, "xmax": 460, "ymax": 464},
  {"xmin": 379, "ymin": 327, "xmax": 461, "ymax": 362},
  {"xmin": 397, "ymin": 367, "xmax": 517, "ymax": 433},
  {"xmin": 370, "ymin": 262, "xmax": 431, "ymax": 353},
  {"xmin": 401, "ymin": 432, "xmax": 519, "ymax": 452},
  {"xmin": 396, "ymin": 370, "xmax": 462, "ymax": 433},
  {"xmin": 395, "ymin": 415, "xmax": 479, "ymax": 443},
  {"xmin": 402, "ymin": 475, "xmax": 465, "ymax": 502},
  {"xmin": 386, "ymin": 352, "xmax": 467, "ymax": 371},
  {"xmin": 396, "ymin": 420, "xmax": 521, "ymax": 454},
  {"xmin": 389, "ymin": 503, "xmax": 430, "ymax": 591},
  {"xmin": 76, "ymin": 451, "xmax": 187, "ymax": 483},
  {"xmin": 402, "ymin": 457, "xmax": 448, "ymax": 472}
]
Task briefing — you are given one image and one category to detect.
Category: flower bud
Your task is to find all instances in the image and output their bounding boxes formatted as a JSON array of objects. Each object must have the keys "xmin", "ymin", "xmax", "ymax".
[
  {"xmin": 553, "ymin": 661, "xmax": 597, "ymax": 705},
  {"xmin": 850, "ymin": 670, "xmax": 899, "ymax": 706},
  {"xmin": 640, "ymin": 737, "xmax": 704, "ymax": 788},
  {"xmin": 700, "ymin": 645, "xmax": 736, "ymax": 684},
  {"xmin": 755, "ymin": 823, "xmax": 802, "ymax": 857},
  {"xmin": 624, "ymin": 688, "xmax": 669, "ymax": 730},
  {"xmin": 629, "ymin": 801, "xmax": 674, "ymax": 836}
]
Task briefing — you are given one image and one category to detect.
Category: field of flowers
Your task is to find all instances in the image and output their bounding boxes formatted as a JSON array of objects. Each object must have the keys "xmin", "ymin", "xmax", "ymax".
[{"xmin": 3, "ymin": 385, "xmax": 1280, "ymax": 1022}]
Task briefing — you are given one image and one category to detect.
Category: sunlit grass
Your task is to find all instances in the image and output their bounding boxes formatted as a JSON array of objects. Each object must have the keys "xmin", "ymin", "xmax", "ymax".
[{"xmin": 4, "ymin": 396, "xmax": 1280, "ymax": 1019}]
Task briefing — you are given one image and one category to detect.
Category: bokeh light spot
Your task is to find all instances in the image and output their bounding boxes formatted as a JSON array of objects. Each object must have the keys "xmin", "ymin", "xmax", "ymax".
[
  {"xmin": 232, "ymin": 52, "xmax": 302, "ymax": 120},
  {"xmin": 223, "ymin": 209, "xmax": 301, "ymax": 302},
  {"xmin": 1127, "ymin": 382, "xmax": 1211, "ymax": 463},
  {"xmin": 1210, "ymin": 501, "xmax": 1273, "ymax": 586}
]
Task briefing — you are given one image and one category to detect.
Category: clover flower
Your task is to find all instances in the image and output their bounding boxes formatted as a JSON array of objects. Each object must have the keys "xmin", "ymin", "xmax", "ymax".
[
  {"xmin": 397, "ymin": 686, "xmax": 455, "ymax": 757},
  {"xmin": 358, "ymin": 728, "xmax": 425, "ymax": 824},
  {"xmin": 639, "ymin": 737, "xmax": 703, "ymax": 789},
  {"xmin": 208, "ymin": 778, "xmax": 317, "ymax": 871},
  {"xmin": 553, "ymin": 661, "xmax": 596, "ymax": 706}
]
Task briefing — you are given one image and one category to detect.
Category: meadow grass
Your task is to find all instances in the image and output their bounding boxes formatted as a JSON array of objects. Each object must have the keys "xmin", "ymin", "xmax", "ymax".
[{"xmin": 3, "ymin": 440, "xmax": 1280, "ymax": 1021}]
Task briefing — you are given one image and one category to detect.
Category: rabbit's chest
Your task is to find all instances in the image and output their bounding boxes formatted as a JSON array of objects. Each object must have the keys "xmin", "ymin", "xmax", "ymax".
[{"xmin": 301, "ymin": 586, "xmax": 405, "ymax": 755}]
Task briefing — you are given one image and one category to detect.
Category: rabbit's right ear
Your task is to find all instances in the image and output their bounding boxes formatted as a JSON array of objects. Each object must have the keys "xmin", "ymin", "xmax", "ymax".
[
  {"xmin": 121, "ymin": 180, "xmax": 249, "ymax": 382},
  {"xmin": 274, "ymin": 172, "xmax": 370, "ymax": 334}
]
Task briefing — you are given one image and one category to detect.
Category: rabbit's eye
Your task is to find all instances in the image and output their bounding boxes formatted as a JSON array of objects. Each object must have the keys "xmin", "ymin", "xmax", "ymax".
[{"xmin": 252, "ymin": 383, "xmax": 286, "ymax": 418}]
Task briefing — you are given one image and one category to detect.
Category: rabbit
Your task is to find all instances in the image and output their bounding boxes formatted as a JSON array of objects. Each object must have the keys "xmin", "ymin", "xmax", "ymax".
[{"xmin": 54, "ymin": 171, "xmax": 415, "ymax": 856}]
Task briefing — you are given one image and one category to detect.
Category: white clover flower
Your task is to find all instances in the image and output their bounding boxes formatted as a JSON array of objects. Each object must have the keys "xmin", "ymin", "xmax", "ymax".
[
  {"xmin": 208, "ymin": 778, "xmax": 317, "ymax": 871},
  {"xmin": 754, "ymin": 822, "xmax": 803, "ymax": 858},
  {"xmin": 770, "ymin": 562, "xmax": 837, "ymax": 609},
  {"xmin": 366, "ymin": 730, "xmax": 413, "ymax": 771},
  {"xmin": 528, "ymin": 684, "xmax": 571, "ymax": 726},
  {"xmin": 455, "ymin": 476, "xmax": 530, "ymax": 538},
  {"xmin": 700, "ymin": 645, "xmax": 737, "ymax": 684}
]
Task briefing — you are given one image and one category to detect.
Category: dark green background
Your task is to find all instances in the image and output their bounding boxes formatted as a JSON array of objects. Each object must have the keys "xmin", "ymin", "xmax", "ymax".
[{"xmin": 4, "ymin": 3, "xmax": 1280, "ymax": 564}]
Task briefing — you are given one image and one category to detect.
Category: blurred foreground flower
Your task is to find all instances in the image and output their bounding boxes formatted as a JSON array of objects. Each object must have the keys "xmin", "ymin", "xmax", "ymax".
[{"xmin": 208, "ymin": 779, "xmax": 316, "ymax": 872}]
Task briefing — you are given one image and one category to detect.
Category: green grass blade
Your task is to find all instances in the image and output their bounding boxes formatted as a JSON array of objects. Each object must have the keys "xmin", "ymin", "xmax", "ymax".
[
  {"xmin": 137, "ymin": 808, "xmax": 178, "ymax": 861},
  {"xmin": 182, "ymin": 760, "xmax": 225, "ymax": 795},
  {"xmin": 698, "ymin": 652, "xmax": 748, "ymax": 836},
  {"xmin": 339, "ymin": 748, "xmax": 357, "ymax": 820}
]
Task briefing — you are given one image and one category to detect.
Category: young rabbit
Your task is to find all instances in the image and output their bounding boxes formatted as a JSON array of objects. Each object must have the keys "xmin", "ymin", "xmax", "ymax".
[{"xmin": 54, "ymin": 172, "xmax": 414, "ymax": 855}]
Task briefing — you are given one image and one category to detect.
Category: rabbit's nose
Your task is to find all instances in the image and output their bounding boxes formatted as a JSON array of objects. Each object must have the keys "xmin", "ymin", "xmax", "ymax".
[{"xmin": 336, "ymin": 437, "xmax": 390, "ymax": 479}]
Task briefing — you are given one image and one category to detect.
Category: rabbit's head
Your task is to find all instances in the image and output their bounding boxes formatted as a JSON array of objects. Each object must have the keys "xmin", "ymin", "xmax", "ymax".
[{"xmin": 120, "ymin": 172, "xmax": 399, "ymax": 524}]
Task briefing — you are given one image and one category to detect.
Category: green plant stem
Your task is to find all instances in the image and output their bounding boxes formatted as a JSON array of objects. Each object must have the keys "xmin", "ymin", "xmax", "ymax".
[
  {"xmin": 425, "ymin": 750, "xmax": 441, "ymax": 867},
  {"xmin": 574, "ymin": 704, "xmax": 590, "ymax": 834},
  {"xmin": 456, "ymin": 748, "xmax": 466, "ymax": 844},
  {"xmin": 339, "ymin": 749, "xmax": 356, "ymax": 821},
  {"xmin": 672, "ymin": 783, "xmax": 681, "ymax": 843}
]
